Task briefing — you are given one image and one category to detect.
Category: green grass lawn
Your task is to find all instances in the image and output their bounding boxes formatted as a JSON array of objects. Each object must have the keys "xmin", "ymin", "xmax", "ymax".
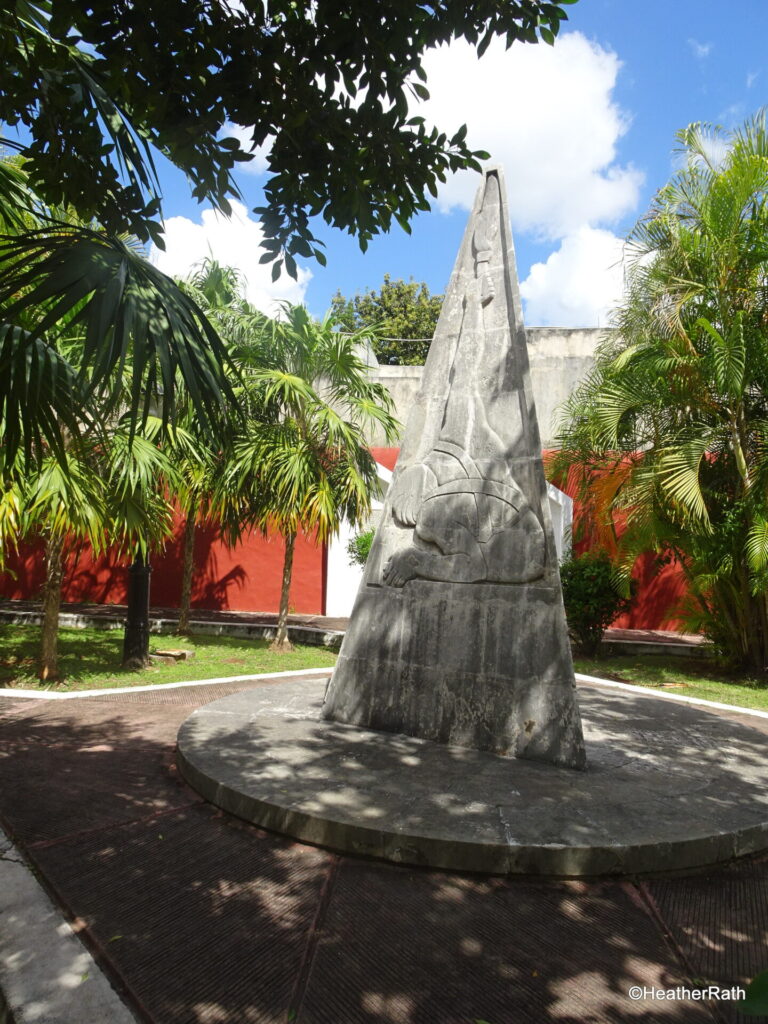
[
  {"xmin": 0, "ymin": 624, "xmax": 338, "ymax": 692},
  {"xmin": 574, "ymin": 652, "xmax": 768, "ymax": 712},
  {"xmin": 3, "ymin": 623, "xmax": 767, "ymax": 712}
]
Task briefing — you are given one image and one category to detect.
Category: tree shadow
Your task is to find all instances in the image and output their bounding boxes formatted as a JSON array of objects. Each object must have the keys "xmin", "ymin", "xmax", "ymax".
[{"xmin": 1, "ymin": 690, "xmax": 764, "ymax": 1023}]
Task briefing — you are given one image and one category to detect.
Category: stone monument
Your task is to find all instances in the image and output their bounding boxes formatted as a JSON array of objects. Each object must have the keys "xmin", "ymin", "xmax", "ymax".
[
  {"xmin": 178, "ymin": 168, "xmax": 768, "ymax": 875},
  {"xmin": 322, "ymin": 168, "xmax": 586, "ymax": 770}
]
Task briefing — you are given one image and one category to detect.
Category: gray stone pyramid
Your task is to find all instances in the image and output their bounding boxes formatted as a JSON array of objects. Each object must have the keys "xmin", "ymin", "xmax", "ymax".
[{"xmin": 323, "ymin": 167, "xmax": 586, "ymax": 769}]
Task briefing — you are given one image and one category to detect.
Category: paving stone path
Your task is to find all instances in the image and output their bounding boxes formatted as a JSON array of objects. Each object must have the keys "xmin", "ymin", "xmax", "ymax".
[{"xmin": 1, "ymin": 675, "xmax": 765, "ymax": 1023}]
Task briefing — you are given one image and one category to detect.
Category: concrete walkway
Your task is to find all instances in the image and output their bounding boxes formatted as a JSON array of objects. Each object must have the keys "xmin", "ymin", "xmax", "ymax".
[{"xmin": 1, "ymin": 673, "xmax": 765, "ymax": 1023}]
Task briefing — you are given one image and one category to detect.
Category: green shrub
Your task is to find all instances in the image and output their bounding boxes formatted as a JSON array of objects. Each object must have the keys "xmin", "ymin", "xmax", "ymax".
[
  {"xmin": 346, "ymin": 528, "xmax": 375, "ymax": 566},
  {"xmin": 560, "ymin": 552, "xmax": 634, "ymax": 656}
]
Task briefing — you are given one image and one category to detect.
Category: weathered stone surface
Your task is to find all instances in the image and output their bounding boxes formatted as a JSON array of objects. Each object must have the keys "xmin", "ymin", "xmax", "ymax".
[
  {"xmin": 322, "ymin": 168, "xmax": 585, "ymax": 769},
  {"xmin": 177, "ymin": 678, "xmax": 768, "ymax": 877}
]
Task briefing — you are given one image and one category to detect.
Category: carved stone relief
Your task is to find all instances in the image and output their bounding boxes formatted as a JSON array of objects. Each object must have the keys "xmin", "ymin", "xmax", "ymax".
[{"xmin": 379, "ymin": 173, "xmax": 545, "ymax": 587}]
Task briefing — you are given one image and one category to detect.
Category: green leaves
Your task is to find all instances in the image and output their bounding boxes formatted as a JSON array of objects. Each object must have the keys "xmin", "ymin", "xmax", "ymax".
[
  {"xmin": 555, "ymin": 109, "xmax": 768, "ymax": 672},
  {"xmin": 697, "ymin": 315, "xmax": 745, "ymax": 399},
  {"xmin": 0, "ymin": 157, "xmax": 37, "ymax": 231},
  {"xmin": 329, "ymin": 274, "xmax": 443, "ymax": 365},
  {"xmin": 0, "ymin": 225, "xmax": 236, "ymax": 460},
  {"xmin": 657, "ymin": 432, "xmax": 712, "ymax": 524},
  {"xmin": 3, "ymin": 0, "xmax": 577, "ymax": 260},
  {"xmin": 0, "ymin": 324, "xmax": 85, "ymax": 463},
  {"xmin": 561, "ymin": 552, "xmax": 634, "ymax": 656},
  {"xmin": 738, "ymin": 969, "xmax": 768, "ymax": 1016},
  {"xmin": 746, "ymin": 516, "xmax": 768, "ymax": 575},
  {"xmin": 221, "ymin": 301, "xmax": 399, "ymax": 545}
]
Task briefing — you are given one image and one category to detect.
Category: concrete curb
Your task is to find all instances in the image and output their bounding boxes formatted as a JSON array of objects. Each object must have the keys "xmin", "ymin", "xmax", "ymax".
[
  {"xmin": 0, "ymin": 667, "xmax": 334, "ymax": 701},
  {"xmin": 1, "ymin": 668, "xmax": 765, "ymax": 724},
  {"xmin": 600, "ymin": 638, "xmax": 713, "ymax": 659},
  {"xmin": 574, "ymin": 672, "xmax": 768, "ymax": 720},
  {"xmin": 0, "ymin": 828, "xmax": 137, "ymax": 1024}
]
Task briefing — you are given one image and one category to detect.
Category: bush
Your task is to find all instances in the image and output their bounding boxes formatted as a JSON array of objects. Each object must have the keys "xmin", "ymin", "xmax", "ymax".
[
  {"xmin": 346, "ymin": 528, "xmax": 375, "ymax": 566},
  {"xmin": 560, "ymin": 552, "xmax": 634, "ymax": 656}
]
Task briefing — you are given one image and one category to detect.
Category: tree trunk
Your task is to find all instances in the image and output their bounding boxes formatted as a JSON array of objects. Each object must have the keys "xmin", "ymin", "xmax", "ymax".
[
  {"xmin": 177, "ymin": 510, "xmax": 196, "ymax": 635},
  {"xmin": 122, "ymin": 552, "xmax": 152, "ymax": 668},
  {"xmin": 270, "ymin": 531, "xmax": 296, "ymax": 653},
  {"xmin": 39, "ymin": 532, "xmax": 64, "ymax": 682}
]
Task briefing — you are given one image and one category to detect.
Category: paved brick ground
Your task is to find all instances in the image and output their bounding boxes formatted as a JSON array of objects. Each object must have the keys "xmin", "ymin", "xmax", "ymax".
[{"xmin": 1, "ymin": 676, "xmax": 765, "ymax": 1023}]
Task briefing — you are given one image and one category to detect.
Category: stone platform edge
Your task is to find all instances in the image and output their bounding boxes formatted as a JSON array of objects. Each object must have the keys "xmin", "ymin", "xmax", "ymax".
[
  {"xmin": 175, "ymin": 681, "xmax": 768, "ymax": 879},
  {"xmin": 176, "ymin": 739, "xmax": 768, "ymax": 879}
]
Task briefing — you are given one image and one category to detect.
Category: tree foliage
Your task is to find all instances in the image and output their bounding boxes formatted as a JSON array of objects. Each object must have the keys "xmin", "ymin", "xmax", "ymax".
[
  {"xmin": 330, "ymin": 274, "xmax": 443, "ymax": 364},
  {"xmin": 222, "ymin": 303, "xmax": 400, "ymax": 649},
  {"xmin": 0, "ymin": 159, "xmax": 235, "ymax": 468},
  {"xmin": 2, "ymin": 0, "xmax": 578, "ymax": 264},
  {"xmin": 347, "ymin": 527, "xmax": 375, "ymax": 567},
  {"xmin": 554, "ymin": 110, "xmax": 768, "ymax": 672},
  {"xmin": 560, "ymin": 552, "xmax": 633, "ymax": 656},
  {"xmin": 10, "ymin": 416, "xmax": 178, "ymax": 679}
]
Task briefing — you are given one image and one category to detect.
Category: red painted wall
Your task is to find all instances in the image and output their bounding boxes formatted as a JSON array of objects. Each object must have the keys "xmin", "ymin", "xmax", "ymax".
[
  {"xmin": 550, "ymin": 456, "xmax": 690, "ymax": 631},
  {"xmin": 601, "ymin": 551, "xmax": 688, "ymax": 632},
  {"xmin": 0, "ymin": 443, "xmax": 692, "ymax": 630},
  {"xmin": 0, "ymin": 523, "xmax": 325, "ymax": 615},
  {"xmin": 370, "ymin": 447, "xmax": 400, "ymax": 472}
]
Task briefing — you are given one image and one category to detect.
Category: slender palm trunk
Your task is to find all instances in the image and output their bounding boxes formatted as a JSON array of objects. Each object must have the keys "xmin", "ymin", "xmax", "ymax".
[
  {"xmin": 39, "ymin": 532, "xmax": 64, "ymax": 682},
  {"xmin": 177, "ymin": 508, "xmax": 196, "ymax": 635},
  {"xmin": 270, "ymin": 531, "xmax": 296, "ymax": 652},
  {"xmin": 122, "ymin": 551, "xmax": 152, "ymax": 668}
]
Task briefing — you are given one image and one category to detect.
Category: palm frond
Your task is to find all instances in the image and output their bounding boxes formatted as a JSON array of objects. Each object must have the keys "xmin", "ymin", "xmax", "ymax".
[
  {"xmin": 746, "ymin": 515, "xmax": 768, "ymax": 575},
  {"xmin": 0, "ymin": 225, "xmax": 236, "ymax": 454},
  {"xmin": 657, "ymin": 432, "xmax": 712, "ymax": 524},
  {"xmin": 0, "ymin": 323, "xmax": 85, "ymax": 462}
]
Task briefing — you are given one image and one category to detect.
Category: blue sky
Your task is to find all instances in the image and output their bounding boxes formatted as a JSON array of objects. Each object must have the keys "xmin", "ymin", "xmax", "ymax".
[{"xmin": 152, "ymin": 0, "xmax": 768, "ymax": 327}]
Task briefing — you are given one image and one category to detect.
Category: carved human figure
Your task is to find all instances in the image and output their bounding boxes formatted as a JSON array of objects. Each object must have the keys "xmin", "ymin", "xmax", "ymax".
[{"xmin": 383, "ymin": 443, "xmax": 545, "ymax": 587}]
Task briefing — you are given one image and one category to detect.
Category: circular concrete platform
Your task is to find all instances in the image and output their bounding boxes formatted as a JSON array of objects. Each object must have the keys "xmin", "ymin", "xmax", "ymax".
[{"xmin": 176, "ymin": 678, "xmax": 768, "ymax": 877}]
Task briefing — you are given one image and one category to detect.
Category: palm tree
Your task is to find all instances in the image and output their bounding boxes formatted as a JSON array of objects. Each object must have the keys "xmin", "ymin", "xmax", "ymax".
[
  {"xmin": 19, "ymin": 442, "xmax": 105, "ymax": 681},
  {"xmin": 0, "ymin": 160, "xmax": 236, "ymax": 472},
  {"xmin": 13, "ymin": 417, "xmax": 176, "ymax": 681},
  {"xmin": 224, "ymin": 304, "xmax": 400, "ymax": 651},
  {"xmin": 554, "ymin": 110, "xmax": 768, "ymax": 671},
  {"xmin": 169, "ymin": 260, "xmax": 257, "ymax": 635}
]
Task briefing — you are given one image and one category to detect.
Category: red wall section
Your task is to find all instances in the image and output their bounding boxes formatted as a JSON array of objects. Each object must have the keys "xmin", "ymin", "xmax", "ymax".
[
  {"xmin": 610, "ymin": 553, "xmax": 689, "ymax": 631},
  {"xmin": 370, "ymin": 447, "xmax": 400, "ymax": 472},
  {"xmin": 547, "ymin": 453, "xmax": 691, "ymax": 631},
  {"xmin": 0, "ymin": 524, "xmax": 325, "ymax": 615},
  {"xmin": 0, "ymin": 446, "xmax": 694, "ymax": 631}
]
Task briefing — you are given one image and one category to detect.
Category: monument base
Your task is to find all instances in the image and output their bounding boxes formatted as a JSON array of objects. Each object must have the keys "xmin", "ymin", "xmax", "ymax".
[
  {"xmin": 324, "ymin": 580, "xmax": 586, "ymax": 768},
  {"xmin": 177, "ymin": 678, "xmax": 768, "ymax": 877}
]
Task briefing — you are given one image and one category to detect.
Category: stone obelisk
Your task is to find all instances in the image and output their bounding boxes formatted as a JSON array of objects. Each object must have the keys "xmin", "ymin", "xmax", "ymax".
[{"xmin": 323, "ymin": 168, "xmax": 586, "ymax": 770}]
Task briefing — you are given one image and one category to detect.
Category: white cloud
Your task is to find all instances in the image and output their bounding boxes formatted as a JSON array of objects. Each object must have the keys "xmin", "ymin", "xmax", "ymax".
[
  {"xmin": 415, "ymin": 32, "xmax": 643, "ymax": 239},
  {"xmin": 688, "ymin": 38, "xmax": 712, "ymax": 60},
  {"xmin": 151, "ymin": 200, "xmax": 311, "ymax": 315},
  {"xmin": 221, "ymin": 123, "xmax": 274, "ymax": 176},
  {"xmin": 520, "ymin": 226, "xmax": 626, "ymax": 327},
  {"xmin": 747, "ymin": 71, "xmax": 760, "ymax": 89}
]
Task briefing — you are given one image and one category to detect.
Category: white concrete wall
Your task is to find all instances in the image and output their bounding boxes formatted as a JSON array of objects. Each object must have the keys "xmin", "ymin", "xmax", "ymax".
[
  {"xmin": 366, "ymin": 327, "xmax": 606, "ymax": 447},
  {"xmin": 325, "ymin": 463, "xmax": 391, "ymax": 618},
  {"xmin": 547, "ymin": 481, "xmax": 573, "ymax": 562}
]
